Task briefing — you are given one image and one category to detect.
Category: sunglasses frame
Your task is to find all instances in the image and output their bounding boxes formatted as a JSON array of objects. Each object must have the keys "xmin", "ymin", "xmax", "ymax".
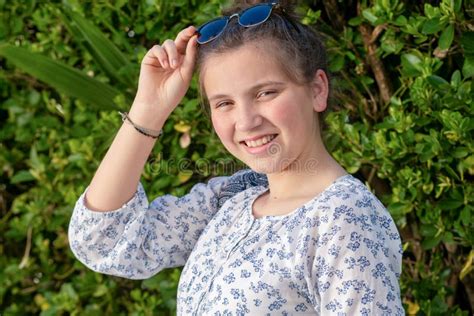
[{"xmin": 196, "ymin": 2, "xmax": 280, "ymax": 44}]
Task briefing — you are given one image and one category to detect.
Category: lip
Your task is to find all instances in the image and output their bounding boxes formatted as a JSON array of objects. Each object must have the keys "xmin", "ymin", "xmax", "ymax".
[{"xmin": 240, "ymin": 134, "xmax": 278, "ymax": 155}]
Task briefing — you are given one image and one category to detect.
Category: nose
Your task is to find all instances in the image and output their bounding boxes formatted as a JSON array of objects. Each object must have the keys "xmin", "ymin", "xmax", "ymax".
[{"xmin": 235, "ymin": 103, "xmax": 263, "ymax": 132}]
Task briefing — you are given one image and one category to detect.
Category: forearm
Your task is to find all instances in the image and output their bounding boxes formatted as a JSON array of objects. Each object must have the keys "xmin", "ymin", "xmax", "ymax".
[
  {"xmin": 83, "ymin": 27, "xmax": 197, "ymax": 212},
  {"xmin": 85, "ymin": 103, "xmax": 170, "ymax": 212}
]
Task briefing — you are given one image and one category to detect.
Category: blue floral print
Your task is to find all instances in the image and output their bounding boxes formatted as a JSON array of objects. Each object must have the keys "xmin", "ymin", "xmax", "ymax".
[{"xmin": 69, "ymin": 169, "xmax": 404, "ymax": 315}]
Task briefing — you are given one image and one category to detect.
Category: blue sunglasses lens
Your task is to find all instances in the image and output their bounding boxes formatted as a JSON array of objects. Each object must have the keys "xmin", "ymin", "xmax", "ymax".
[
  {"xmin": 239, "ymin": 4, "xmax": 272, "ymax": 26},
  {"xmin": 197, "ymin": 17, "xmax": 228, "ymax": 44},
  {"xmin": 197, "ymin": 4, "xmax": 273, "ymax": 44}
]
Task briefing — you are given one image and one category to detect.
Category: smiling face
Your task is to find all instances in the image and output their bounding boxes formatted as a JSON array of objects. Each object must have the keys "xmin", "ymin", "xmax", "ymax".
[{"xmin": 201, "ymin": 42, "xmax": 328, "ymax": 174}]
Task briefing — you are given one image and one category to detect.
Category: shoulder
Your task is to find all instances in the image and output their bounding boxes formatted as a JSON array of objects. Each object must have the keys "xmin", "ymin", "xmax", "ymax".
[
  {"xmin": 317, "ymin": 174, "xmax": 389, "ymax": 215},
  {"xmin": 313, "ymin": 174, "xmax": 401, "ymax": 249}
]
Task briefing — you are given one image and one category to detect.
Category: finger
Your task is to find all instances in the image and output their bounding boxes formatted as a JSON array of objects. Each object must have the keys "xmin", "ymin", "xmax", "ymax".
[
  {"xmin": 174, "ymin": 25, "xmax": 197, "ymax": 54},
  {"xmin": 162, "ymin": 39, "xmax": 180, "ymax": 69},
  {"xmin": 181, "ymin": 35, "xmax": 198, "ymax": 80},
  {"xmin": 143, "ymin": 44, "xmax": 170, "ymax": 69}
]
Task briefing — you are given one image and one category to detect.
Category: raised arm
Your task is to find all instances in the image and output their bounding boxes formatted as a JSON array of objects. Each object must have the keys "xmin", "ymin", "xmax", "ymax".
[{"xmin": 85, "ymin": 26, "xmax": 198, "ymax": 212}]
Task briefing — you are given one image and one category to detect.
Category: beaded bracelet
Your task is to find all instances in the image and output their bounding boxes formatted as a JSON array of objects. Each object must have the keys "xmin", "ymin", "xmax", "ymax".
[{"xmin": 119, "ymin": 111, "xmax": 163, "ymax": 139}]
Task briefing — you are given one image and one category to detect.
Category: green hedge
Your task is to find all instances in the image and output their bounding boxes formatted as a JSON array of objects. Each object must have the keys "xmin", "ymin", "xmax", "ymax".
[{"xmin": 1, "ymin": 0, "xmax": 472, "ymax": 315}]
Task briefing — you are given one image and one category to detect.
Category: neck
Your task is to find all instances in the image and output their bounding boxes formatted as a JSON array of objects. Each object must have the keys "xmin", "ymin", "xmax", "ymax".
[{"xmin": 264, "ymin": 143, "xmax": 347, "ymax": 201}]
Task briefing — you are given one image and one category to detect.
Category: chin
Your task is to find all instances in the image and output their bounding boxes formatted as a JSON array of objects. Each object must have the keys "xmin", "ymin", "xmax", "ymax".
[
  {"xmin": 244, "ymin": 157, "xmax": 291, "ymax": 175},
  {"xmin": 247, "ymin": 165, "xmax": 277, "ymax": 175}
]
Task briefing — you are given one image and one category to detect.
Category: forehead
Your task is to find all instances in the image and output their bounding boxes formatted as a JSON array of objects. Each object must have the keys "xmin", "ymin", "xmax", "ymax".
[{"xmin": 201, "ymin": 43, "xmax": 292, "ymax": 96}]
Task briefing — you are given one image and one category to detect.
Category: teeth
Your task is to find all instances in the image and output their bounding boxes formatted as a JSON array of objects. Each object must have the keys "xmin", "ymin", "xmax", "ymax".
[{"xmin": 245, "ymin": 135, "xmax": 276, "ymax": 148}]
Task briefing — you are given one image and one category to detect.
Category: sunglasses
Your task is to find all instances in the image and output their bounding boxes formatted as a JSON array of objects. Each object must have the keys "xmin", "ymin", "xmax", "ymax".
[{"xmin": 196, "ymin": 2, "xmax": 280, "ymax": 44}]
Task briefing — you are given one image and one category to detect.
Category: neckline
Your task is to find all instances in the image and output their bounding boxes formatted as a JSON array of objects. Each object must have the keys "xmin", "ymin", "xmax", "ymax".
[{"xmin": 248, "ymin": 173, "xmax": 354, "ymax": 221}]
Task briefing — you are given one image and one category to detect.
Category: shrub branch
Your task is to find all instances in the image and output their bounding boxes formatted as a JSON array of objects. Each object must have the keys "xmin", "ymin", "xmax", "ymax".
[{"xmin": 358, "ymin": 23, "xmax": 392, "ymax": 107}]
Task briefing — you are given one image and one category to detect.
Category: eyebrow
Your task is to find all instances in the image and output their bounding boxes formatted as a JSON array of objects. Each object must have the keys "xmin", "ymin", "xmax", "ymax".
[{"xmin": 208, "ymin": 81, "xmax": 286, "ymax": 102}]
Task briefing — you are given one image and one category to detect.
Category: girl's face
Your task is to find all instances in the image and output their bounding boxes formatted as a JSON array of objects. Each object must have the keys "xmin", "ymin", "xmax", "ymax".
[{"xmin": 202, "ymin": 42, "xmax": 328, "ymax": 174}]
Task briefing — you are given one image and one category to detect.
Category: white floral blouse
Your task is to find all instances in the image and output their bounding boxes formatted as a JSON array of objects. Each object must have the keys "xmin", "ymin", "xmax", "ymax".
[{"xmin": 68, "ymin": 169, "xmax": 404, "ymax": 315}]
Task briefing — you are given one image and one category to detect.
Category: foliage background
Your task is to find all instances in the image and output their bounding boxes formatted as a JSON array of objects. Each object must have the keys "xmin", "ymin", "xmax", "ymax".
[{"xmin": 1, "ymin": 0, "xmax": 473, "ymax": 315}]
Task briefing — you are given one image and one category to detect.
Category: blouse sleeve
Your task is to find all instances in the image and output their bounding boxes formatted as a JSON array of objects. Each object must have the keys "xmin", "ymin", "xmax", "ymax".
[
  {"xmin": 68, "ymin": 169, "xmax": 267, "ymax": 280},
  {"xmin": 308, "ymin": 186, "xmax": 404, "ymax": 315}
]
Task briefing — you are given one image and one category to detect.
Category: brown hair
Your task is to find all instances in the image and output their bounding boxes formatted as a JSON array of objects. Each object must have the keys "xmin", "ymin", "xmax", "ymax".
[{"xmin": 196, "ymin": 0, "xmax": 329, "ymax": 114}]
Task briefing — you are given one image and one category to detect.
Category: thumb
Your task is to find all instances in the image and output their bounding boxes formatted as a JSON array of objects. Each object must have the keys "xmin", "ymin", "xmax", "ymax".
[{"xmin": 181, "ymin": 35, "xmax": 198, "ymax": 81}]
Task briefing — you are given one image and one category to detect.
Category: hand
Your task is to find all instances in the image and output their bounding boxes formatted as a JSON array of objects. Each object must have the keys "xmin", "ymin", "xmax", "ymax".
[{"xmin": 132, "ymin": 26, "xmax": 198, "ymax": 119}]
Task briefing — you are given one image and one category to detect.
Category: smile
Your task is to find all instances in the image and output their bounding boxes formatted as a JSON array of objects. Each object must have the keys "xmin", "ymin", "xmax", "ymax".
[{"xmin": 241, "ymin": 134, "xmax": 277, "ymax": 148}]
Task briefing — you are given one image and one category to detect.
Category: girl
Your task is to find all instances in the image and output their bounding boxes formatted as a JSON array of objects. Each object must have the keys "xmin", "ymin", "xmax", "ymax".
[{"xmin": 69, "ymin": 1, "xmax": 404, "ymax": 314}]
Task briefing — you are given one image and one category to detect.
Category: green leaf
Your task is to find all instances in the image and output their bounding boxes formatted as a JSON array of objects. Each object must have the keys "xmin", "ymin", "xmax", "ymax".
[
  {"xmin": 329, "ymin": 54, "xmax": 345, "ymax": 72},
  {"xmin": 10, "ymin": 170, "xmax": 36, "ymax": 184},
  {"xmin": 438, "ymin": 198, "xmax": 464, "ymax": 210},
  {"xmin": 420, "ymin": 224, "xmax": 437, "ymax": 237},
  {"xmin": 60, "ymin": 9, "xmax": 135, "ymax": 87},
  {"xmin": 393, "ymin": 15, "xmax": 407, "ymax": 26},
  {"xmin": 301, "ymin": 8, "xmax": 321, "ymax": 25},
  {"xmin": 401, "ymin": 53, "xmax": 423, "ymax": 76},
  {"xmin": 348, "ymin": 16, "xmax": 363, "ymax": 26},
  {"xmin": 461, "ymin": 32, "xmax": 474, "ymax": 55},
  {"xmin": 0, "ymin": 43, "xmax": 120, "ymax": 110},
  {"xmin": 462, "ymin": 56, "xmax": 474, "ymax": 78},
  {"xmin": 362, "ymin": 9, "xmax": 378, "ymax": 24},
  {"xmin": 92, "ymin": 284, "xmax": 108, "ymax": 297},
  {"xmin": 452, "ymin": 147, "xmax": 469, "ymax": 158},
  {"xmin": 422, "ymin": 18, "xmax": 445, "ymax": 34},
  {"xmin": 388, "ymin": 202, "xmax": 413, "ymax": 216},
  {"xmin": 450, "ymin": 70, "xmax": 461, "ymax": 87},
  {"xmin": 460, "ymin": 207, "xmax": 471, "ymax": 225},
  {"xmin": 453, "ymin": 0, "xmax": 462, "ymax": 13},
  {"xmin": 29, "ymin": 145, "xmax": 42, "ymax": 171},
  {"xmin": 130, "ymin": 289, "xmax": 142, "ymax": 301},
  {"xmin": 422, "ymin": 235, "xmax": 442, "ymax": 249},
  {"xmin": 427, "ymin": 75, "xmax": 450, "ymax": 91},
  {"xmin": 438, "ymin": 24, "xmax": 455, "ymax": 50}
]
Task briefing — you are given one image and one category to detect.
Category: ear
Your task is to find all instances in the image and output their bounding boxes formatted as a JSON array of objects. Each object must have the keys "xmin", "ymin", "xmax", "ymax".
[{"xmin": 310, "ymin": 69, "xmax": 329, "ymax": 113}]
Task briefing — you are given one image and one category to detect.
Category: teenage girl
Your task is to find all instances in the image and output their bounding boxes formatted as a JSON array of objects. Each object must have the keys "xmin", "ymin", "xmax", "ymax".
[{"xmin": 69, "ymin": 1, "xmax": 404, "ymax": 314}]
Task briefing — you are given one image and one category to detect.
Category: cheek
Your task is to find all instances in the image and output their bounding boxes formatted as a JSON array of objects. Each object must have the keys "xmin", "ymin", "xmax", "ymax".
[
  {"xmin": 269, "ymin": 96, "xmax": 315, "ymax": 140},
  {"xmin": 211, "ymin": 114, "xmax": 232, "ymax": 142},
  {"xmin": 272, "ymin": 99, "xmax": 303, "ymax": 127}
]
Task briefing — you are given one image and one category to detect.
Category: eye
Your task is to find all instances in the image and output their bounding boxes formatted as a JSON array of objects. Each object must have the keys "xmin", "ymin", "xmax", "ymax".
[
  {"xmin": 257, "ymin": 90, "xmax": 276, "ymax": 99},
  {"xmin": 215, "ymin": 100, "xmax": 233, "ymax": 109}
]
